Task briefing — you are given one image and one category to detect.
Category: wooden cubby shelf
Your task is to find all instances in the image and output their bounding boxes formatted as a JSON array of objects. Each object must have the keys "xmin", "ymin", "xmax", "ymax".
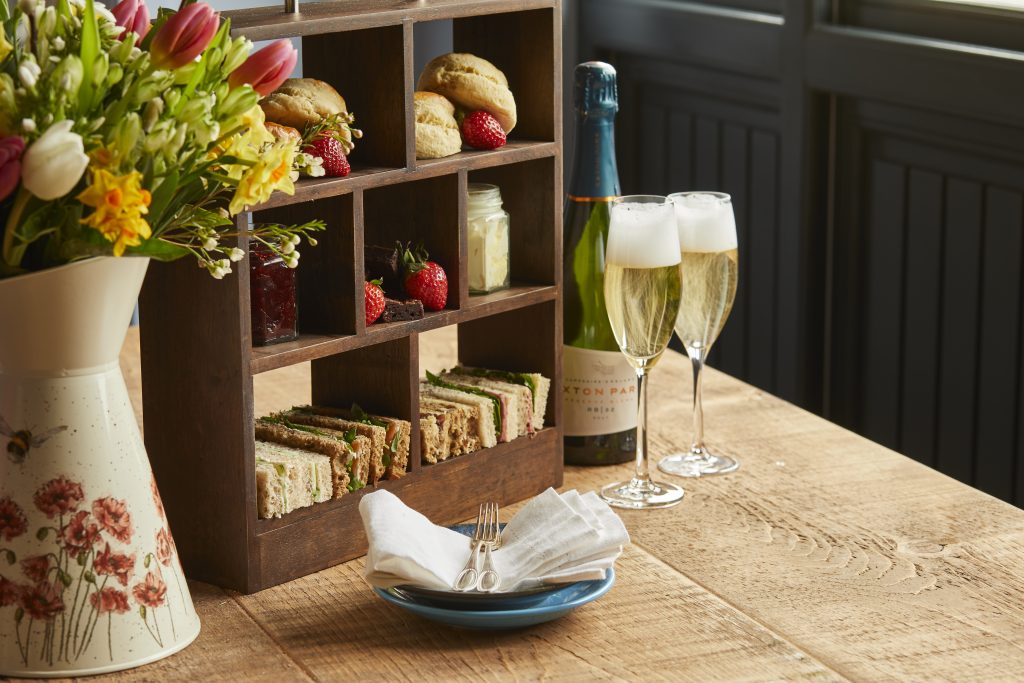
[{"xmin": 139, "ymin": 0, "xmax": 563, "ymax": 593}]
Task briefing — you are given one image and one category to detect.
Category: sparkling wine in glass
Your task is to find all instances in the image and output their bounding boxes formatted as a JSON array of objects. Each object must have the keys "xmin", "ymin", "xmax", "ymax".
[
  {"xmin": 658, "ymin": 191, "xmax": 740, "ymax": 478},
  {"xmin": 599, "ymin": 195, "xmax": 685, "ymax": 509}
]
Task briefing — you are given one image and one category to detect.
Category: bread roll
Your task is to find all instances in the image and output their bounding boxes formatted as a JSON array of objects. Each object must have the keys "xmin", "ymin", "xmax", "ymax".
[
  {"xmin": 265, "ymin": 122, "xmax": 301, "ymax": 144},
  {"xmin": 417, "ymin": 53, "xmax": 517, "ymax": 133},
  {"xmin": 261, "ymin": 78, "xmax": 353, "ymax": 148},
  {"xmin": 414, "ymin": 91, "xmax": 462, "ymax": 159}
]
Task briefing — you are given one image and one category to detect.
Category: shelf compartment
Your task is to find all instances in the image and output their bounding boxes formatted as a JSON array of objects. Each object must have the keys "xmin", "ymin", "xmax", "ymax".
[
  {"xmin": 251, "ymin": 284, "xmax": 557, "ymax": 374},
  {"xmin": 362, "ymin": 174, "xmax": 462, "ymax": 310},
  {"xmin": 250, "ymin": 428, "xmax": 560, "ymax": 589},
  {"xmin": 302, "ymin": 24, "xmax": 408, "ymax": 170},
  {"xmin": 468, "ymin": 155, "xmax": 560, "ymax": 289}
]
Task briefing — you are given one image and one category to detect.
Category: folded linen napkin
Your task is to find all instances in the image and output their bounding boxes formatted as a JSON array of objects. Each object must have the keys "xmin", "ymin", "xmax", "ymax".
[{"xmin": 360, "ymin": 487, "xmax": 629, "ymax": 592}]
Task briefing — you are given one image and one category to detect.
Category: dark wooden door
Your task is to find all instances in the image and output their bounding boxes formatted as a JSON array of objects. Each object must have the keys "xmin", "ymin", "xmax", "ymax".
[{"xmin": 576, "ymin": 0, "xmax": 1024, "ymax": 504}]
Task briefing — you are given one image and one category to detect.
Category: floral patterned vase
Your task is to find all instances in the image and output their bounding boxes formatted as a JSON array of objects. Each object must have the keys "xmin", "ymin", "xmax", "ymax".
[{"xmin": 0, "ymin": 257, "xmax": 200, "ymax": 677}]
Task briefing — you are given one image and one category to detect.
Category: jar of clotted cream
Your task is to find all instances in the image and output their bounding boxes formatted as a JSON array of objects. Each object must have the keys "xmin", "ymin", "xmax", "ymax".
[{"xmin": 467, "ymin": 183, "xmax": 510, "ymax": 294}]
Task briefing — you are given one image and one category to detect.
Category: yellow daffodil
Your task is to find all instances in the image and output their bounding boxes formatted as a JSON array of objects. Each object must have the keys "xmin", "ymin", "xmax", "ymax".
[
  {"xmin": 228, "ymin": 140, "xmax": 295, "ymax": 215},
  {"xmin": 77, "ymin": 168, "xmax": 152, "ymax": 256},
  {"xmin": 95, "ymin": 214, "xmax": 153, "ymax": 256}
]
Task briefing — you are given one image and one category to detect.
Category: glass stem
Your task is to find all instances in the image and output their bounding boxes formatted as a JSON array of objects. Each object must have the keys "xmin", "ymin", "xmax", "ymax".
[
  {"xmin": 690, "ymin": 350, "xmax": 705, "ymax": 454},
  {"xmin": 634, "ymin": 369, "xmax": 650, "ymax": 484}
]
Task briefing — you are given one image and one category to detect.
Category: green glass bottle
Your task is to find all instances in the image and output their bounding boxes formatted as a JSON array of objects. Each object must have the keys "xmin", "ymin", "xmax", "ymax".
[{"xmin": 562, "ymin": 62, "xmax": 637, "ymax": 466}]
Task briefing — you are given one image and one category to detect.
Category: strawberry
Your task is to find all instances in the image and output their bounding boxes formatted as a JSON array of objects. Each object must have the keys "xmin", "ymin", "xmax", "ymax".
[
  {"xmin": 460, "ymin": 111, "xmax": 506, "ymax": 151},
  {"xmin": 304, "ymin": 135, "xmax": 351, "ymax": 177},
  {"xmin": 399, "ymin": 242, "xmax": 448, "ymax": 311},
  {"xmin": 365, "ymin": 279, "xmax": 385, "ymax": 325}
]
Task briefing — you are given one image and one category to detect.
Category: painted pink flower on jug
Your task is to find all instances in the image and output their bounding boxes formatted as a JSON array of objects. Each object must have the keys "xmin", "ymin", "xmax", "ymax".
[
  {"xmin": 0, "ymin": 496, "xmax": 27, "ymax": 541},
  {"xmin": 61, "ymin": 510, "xmax": 100, "ymax": 558},
  {"xmin": 92, "ymin": 497, "xmax": 133, "ymax": 544},
  {"xmin": 34, "ymin": 476, "xmax": 84, "ymax": 518}
]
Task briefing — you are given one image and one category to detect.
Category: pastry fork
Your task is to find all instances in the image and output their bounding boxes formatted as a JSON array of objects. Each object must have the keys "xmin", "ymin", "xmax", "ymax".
[{"xmin": 453, "ymin": 504, "xmax": 487, "ymax": 591}]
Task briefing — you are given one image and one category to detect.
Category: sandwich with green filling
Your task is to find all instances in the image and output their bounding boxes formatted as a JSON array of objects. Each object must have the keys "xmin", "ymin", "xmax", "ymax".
[
  {"xmin": 420, "ymin": 371, "xmax": 502, "ymax": 446},
  {"xmin": 254, "ymin": 441, "xmax": 333, "ymax": 519},
  {"xmin": 452, "ymin": 366, "xmax": 550, "ymax": 431},
  {"xmin": 255, "ymin": 418, "xmax": 367, "ymax": 495},
  {"xmin": 292, "ymin": 405, "xmax": 410, "ymax": 480}
]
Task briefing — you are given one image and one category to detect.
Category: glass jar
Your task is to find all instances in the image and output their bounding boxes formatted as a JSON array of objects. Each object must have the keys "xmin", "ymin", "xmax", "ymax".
[
  {"xmin": 467, "ymin": 183, "xmax": 511, "ymax": 294},
  {"xmin": 249, "ymin": 241, "xmax": 298, "ymax": 346}
]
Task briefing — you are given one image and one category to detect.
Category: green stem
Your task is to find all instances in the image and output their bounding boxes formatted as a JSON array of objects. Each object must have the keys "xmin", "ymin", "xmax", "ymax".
[{"xmin": 2, "ymin": 188, "xmax": 31, "ymax": 266}]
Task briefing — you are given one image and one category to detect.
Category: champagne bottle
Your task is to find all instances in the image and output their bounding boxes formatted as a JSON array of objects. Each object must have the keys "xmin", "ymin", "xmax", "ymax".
[{"xmin": 562, "ymin": 62, "xmax": 637, "ymax": 466}]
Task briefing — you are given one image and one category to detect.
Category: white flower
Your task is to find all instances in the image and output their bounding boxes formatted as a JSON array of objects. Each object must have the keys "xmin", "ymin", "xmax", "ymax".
[
  {"xmin": 228, "ymin": 248, "xmax": 245, "ymax": 262},
  {"xmin": 290, "ymin": 234, "xmax": 301, "ymax": 245},
  {"xmin": 18, "ymin": 60, "xmax": 40, "ymax": 88},
  {"xmin": 53, "ymin": 36, "xmax": 65, "ymax": 51},
  {"xmin": 307, "ymin": 237, "xmax": 318, "ymax": 247},
  {"xmin": 21, "ymin": 120, "xmax": 89, "ymax": 200},
  {"xmin": 93, "ymin": 4, "xmax": 115, "ymax": 25},
  {"xmin": 280, "ymin": 241, "xmax": 295, "ymax": 255},
  {"xmin": 203, "ymin": 237, "xmax": 218, "ymax": 250},
  {"xmin": 21, "ymin": 118, "xmax": 35, "ymax": 132}
]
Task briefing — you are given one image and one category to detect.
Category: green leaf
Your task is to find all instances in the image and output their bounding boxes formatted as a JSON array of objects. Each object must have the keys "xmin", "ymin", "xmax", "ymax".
[
  {"xmin": 78, "ymin": 0, "xmax": 100, "ymax": 111},
  {"xmin": 124, "ymin": 238, "xmax": 190, "ymax": 262},
  {"xmin": 36, "ymin": 527, "xmax": 49, "ymax": 541},
  {"xmin": 147, "ymin": 168, "xmax": 178, "ymax": 226},
  {"xmin": 186, "ymin": 206, "xmax": 233, "ymax": 232},
  {"xmin": 343, "ymin": 428, "xmax": 357, "ymax": 443}
]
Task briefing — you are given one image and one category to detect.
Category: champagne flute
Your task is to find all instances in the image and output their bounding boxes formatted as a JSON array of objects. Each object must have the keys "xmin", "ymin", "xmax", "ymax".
[
  {"xmin": 658, "ymin": 192, "xmax": 740, "ymax": 477},
  {"xmin": 599, "ymin": 195, "xmax": 685, "ymax": 509}
]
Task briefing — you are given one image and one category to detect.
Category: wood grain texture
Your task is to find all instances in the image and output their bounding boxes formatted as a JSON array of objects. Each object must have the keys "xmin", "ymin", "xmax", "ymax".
[{"xmin": 97, "ymin": 326, "xmax": 1024, "ymax": 682}]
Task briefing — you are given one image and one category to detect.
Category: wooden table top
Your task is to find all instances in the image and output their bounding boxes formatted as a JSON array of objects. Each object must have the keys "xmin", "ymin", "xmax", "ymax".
[{"xmin": 66, "ymin": 326, "xmax": 1024, "ymax": 682}]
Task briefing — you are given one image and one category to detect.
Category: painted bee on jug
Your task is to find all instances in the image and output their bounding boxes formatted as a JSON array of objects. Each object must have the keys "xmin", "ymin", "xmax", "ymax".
[{"xmin": 0, "ymin": 415, "xmax": 68, "ymax": 464}]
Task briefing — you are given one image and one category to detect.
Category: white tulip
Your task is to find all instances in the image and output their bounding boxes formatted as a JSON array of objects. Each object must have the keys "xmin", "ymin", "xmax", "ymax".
[
  {"xmin": 203, "ymin": 237, "xmax": 218, "ymax": 250},
  {"xmin": 228, "ymin": 248, "xmax": 245, "ymax": 262},
  {"xmin": 21, "ymin": 120, "xmax": 90, "ymax": 200}
]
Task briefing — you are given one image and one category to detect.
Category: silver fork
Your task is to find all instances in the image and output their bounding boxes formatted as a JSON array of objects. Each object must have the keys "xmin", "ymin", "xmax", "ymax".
[
  {"xmin": 476, "ymin": 502, "xmax": 501, "ymax": 592},
  {"xmin": 453, "ymin": 505, "xmax": 486, "ymax": 591}
]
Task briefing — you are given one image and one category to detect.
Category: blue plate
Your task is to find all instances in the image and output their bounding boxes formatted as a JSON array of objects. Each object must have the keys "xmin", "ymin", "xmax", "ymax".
[{"xmin": 374, "ymin": 569, "xmax": 615, "ymax": 630}]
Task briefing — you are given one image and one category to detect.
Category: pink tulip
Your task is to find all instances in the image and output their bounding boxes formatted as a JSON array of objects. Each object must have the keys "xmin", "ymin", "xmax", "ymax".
[
  {"xmin": 149, "ymin": 3, "xmax": 219, "ymax": 70},
  {"xmin": 228, "ymin": 40, "xmax": 297, "ymax": 97},
  {"xmin": 110, "ymin": 0, "xmax": 150, "ymax": 46},
  {"xmin": 0, "ymin": 136, "xmax": 25, "ymax": 202}
]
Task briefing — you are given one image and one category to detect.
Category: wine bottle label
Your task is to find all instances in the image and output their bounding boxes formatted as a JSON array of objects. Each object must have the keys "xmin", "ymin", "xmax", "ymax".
[{"xmin": 562, "ymin": 345, "xmax": 638, "ymax": 436}]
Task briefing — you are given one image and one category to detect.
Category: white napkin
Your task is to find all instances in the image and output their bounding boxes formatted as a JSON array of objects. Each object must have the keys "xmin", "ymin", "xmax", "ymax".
[{"xmin": 360, "ymin": 487, "xmax": 629, "ymax": 592}]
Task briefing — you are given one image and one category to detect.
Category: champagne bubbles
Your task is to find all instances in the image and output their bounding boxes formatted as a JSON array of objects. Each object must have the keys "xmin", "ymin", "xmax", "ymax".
[
  {"xmin": 607, "ymin": 199, "xmax": 681, "ymax": 268},
  {"xmin": 670, "ymin": 192, "xmax": 738, "ymax": 253}
]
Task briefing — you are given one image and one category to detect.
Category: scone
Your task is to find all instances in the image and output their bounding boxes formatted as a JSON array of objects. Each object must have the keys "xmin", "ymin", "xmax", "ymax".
[
  {"xmin": 414, "ymin": 91, "xmax": 461, "ymax": 159},
  {"xmin": 261, "ymin": 78, "xmax": 356, "ymax": 150},
  {"xmin": 417, "ymin": 53, "xmax": 517, "ymax": 133}
]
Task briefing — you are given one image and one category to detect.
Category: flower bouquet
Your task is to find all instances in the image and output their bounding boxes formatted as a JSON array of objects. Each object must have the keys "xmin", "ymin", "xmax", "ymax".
[
  {"xmin": 0, "ymin": 0, "xmax": 324, "ymax": 674},
  {"xmin": 0, "ymin": 0, "xmax": 322, "ymax": 279}
]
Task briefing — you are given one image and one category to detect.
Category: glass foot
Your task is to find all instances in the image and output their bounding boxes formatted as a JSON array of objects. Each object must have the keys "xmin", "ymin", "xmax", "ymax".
[
  {"xmin": 658, "ymin": 449, "xmax": 739, "ymax": 477},
  {"xmin": 599, "ymin": 478, "xmax": 684, "ymax": 510}
]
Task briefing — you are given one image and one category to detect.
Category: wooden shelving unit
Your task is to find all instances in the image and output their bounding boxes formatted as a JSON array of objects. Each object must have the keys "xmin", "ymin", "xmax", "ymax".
[{"xmin": 138, "ymin": 0, "xmax": 563, "ymax": 593}]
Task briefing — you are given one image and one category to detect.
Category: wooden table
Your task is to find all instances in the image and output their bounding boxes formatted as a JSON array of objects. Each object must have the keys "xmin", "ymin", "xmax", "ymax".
[{"xmin": 63, "ymin": 327, "xmax": 1024, "ymax": 682}]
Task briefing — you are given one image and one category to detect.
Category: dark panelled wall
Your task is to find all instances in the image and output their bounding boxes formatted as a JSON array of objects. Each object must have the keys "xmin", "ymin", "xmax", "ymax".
[{"xmin": 575, "ymin": 0, "xmax": 1024, "ymax": 504}]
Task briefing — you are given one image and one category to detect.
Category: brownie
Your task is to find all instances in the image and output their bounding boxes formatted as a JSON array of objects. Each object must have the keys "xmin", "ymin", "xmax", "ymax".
[
  {"xmin": 365, "ymin": 245, "xmax": 402, "ymax": 293},
  {"xmin": 381, "ymin": 297, "xmax": 424, "ymax": 322}
]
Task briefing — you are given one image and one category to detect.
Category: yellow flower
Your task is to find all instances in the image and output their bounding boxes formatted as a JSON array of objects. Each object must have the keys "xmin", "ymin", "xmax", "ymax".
[
  {"xmin": 97, "ymin": 214, "xmax": 153, "ymax": 257},
  {"xmin": 77, "ymin": 169, "xmax": 152, "ymax": 256},
  {"xmin": 228, "ymin": 140, "xmax": 296, "ymax": 214}
]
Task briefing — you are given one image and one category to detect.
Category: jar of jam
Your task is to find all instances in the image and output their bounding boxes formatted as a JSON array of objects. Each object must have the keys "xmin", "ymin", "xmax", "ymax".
[
  {"xmin": 467, "ymin": 183, "xmax": 511, "ymax": 294},
  {"xmin": 249, "ymin": 241, "xmax": 298, "ymax": 346}
]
